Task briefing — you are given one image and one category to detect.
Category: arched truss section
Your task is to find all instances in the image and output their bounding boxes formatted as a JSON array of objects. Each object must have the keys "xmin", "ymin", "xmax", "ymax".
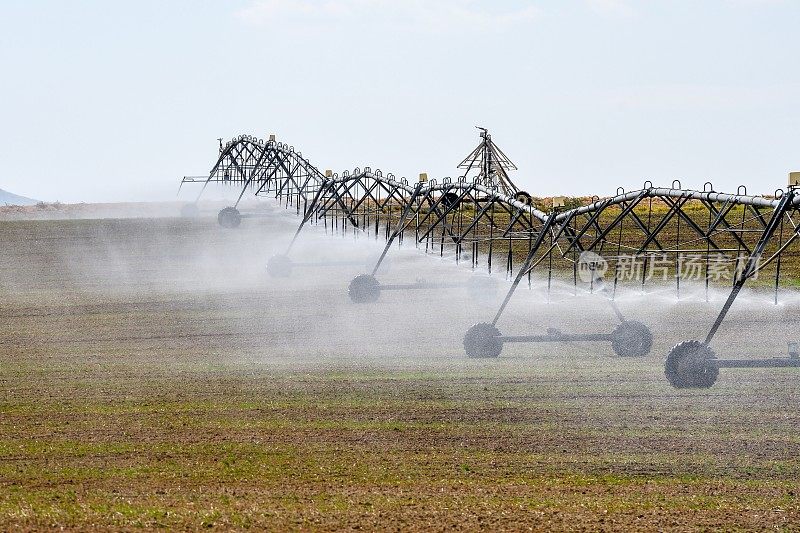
[
  {"xmin": 533, "ymin": 185, "xmax": 799, "ymax": 294},
  {"xmin": 181, "ymin": 135, "xmax": 327, "ymax": 205},
  {"xmin": 306, "ymin": 173, "xmax": 800, "ymax": 297},
  {"xmin": 294, "ymin": 170, "xmax": 552, "ymax": 271},
  {"xmin": 184, "ymin": 135, "xmax": 800, "ymax": 296},
  {"xmin": 182, "ymin": 134, "xmax": 800, "ymax": 385}
]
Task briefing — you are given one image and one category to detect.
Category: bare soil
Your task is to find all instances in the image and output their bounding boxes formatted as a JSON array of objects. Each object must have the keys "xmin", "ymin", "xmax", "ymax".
[{"xmin": 1, "ymin": 209, "xmax": 800, "ymax": 531}]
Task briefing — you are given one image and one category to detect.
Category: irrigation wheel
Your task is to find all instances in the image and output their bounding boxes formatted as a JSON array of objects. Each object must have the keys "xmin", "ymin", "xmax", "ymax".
[
  {"xmin": 611, "ymin": 321, "xmax": 653, "ymax": 357},
  {"xmin": 664, "ymin": 340, "xmax": 719, "ymax": 389},
  {"xmin": 463, "ymin": 322, "xmax": 503, "ymax": 358},
  {"xmin": 348, "ymin": 274, "xmax": 381, "ymax": 303},
  {"xmin": 218, "ymin": 207, "xmax": 242, "ymax": 229}
]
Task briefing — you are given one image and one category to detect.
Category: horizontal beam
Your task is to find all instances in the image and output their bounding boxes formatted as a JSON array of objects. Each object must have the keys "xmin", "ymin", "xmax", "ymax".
[
  {"xmin": 500, "ymin": 333, "xmax": 613, "ymax": 343},
  {"xmin": 558, "ymin": 188, "xmax": 780, "ymax": 223},
  {"xmin": 379, "ymin": 281, "xmax": 465, "ymax": 291},
  {"xmin": 713, "ymin": 358, "xmax": 800, "ymax": 369}
]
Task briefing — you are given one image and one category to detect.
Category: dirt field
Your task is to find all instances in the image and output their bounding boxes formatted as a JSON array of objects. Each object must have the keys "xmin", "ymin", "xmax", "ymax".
[{"xmin": 2, "ymin": 204, "xmax": 800, "ymax": 531}]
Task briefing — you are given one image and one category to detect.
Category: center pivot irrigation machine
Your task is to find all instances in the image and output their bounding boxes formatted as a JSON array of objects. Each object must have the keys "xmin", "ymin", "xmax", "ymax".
[{"xmin": 180, "ymin": 130, "xmax": 800, "ymax": 388}]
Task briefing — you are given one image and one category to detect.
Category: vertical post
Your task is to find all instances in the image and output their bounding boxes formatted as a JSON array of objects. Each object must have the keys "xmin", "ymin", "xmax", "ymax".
[
  {"xmin": 547, "ymin": 228, "xmax": 553, "ymax": 301},
  {"xmin": 705, "ymin": 203, "xmax": 712, "ymax": 303},
  {"xmin": 675, "ymin": 202, "xmax": 681, "ymax": 299},
  {"xmin": 642, "ymin": 198, "xmax": 653, "ymax": 293},
  {"xmin": 487, "ymin": 200, "xmax": 495, "ymax": 274},
  {"xmin": 528, "ymin": 226, "xmax": 534, "ymax": 289},
  {"xmin": 611, "ymin": 203, "xmax": 626, "ymax": 301},
  {"xmin": 375, "ymin": 185, "xmax": 381, "ymax": 240},
  {"xmin": 775, "ymin": 214, "xmax": 784, "ymax": 305},
  {"xmin": 415, "ymin": 205, "xmax": 420, "ymax": 250},
  {"xmin": 457, "ymin": 201, "xmax": 465, "ymax": 262},
  {"xmin": 572, "ymin": 248, "xmax": 578, "ymax": 296},
  {"xmin": 734, "ymin": 204, "xmax": 746, "ymax": 286},
  {"xmin": 507, "ymin": 236, "xmax": 513, "ymax": 277}
]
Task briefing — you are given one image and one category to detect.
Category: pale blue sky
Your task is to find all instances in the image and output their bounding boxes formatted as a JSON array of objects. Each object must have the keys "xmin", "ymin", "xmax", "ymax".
[{"xmin": 1, "ymin": 0, "xmax": 798, "ymax": 202}]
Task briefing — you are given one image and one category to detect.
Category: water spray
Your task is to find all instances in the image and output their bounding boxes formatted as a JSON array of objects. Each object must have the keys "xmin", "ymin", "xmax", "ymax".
[{"xmin": 179, "ymin": 131, "xmax": 800, "ymax": 389}]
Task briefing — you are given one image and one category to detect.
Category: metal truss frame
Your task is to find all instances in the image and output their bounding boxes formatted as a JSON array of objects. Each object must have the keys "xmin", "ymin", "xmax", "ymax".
[{"xmin": 181, "ymin": 135, "xmax": 800, "ymax": 388}]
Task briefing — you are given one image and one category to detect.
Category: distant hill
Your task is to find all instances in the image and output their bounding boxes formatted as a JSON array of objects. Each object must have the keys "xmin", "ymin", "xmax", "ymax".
[{"xmin": 0, "ymin": 188, "xmax": 38, "ymax": 206}]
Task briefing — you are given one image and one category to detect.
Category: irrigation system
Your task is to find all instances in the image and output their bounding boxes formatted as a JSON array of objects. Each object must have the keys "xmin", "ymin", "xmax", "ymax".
[{"xmin": 180, "ymin": 130, "xmax": 800, "ymax": 388}]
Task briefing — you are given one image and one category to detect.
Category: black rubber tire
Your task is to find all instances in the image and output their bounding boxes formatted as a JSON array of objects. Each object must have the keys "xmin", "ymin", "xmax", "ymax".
[
  {"xmin": 266, "ymin": 254, "xmax": 293, "ymax": 278},
  {"xmin": 441, "ymin": 192, "xmax": 461, "ymax": 210},
  {"xmin": 180, "ymin": 203, "xmax": 199, "ymax": 218},
  {"xmin": 466, "ymin": 275, "xmax": 499, "ymax": 304},
  {"xmin": 218, "ymin": 207, "xmax": 242, "ymax": 229},
  {"xmin": 611, "ymin": 321, "xmax": 653, "ymax": 358},
  {"xmin": 348, "ymin": 274, "xmax": 381, "ymax": 303},
  {"xmin": 664, "ymin": 340, "xmax": 719, "ymax": 389},
  {"xmin": 514, "ymin": 191, "xmax": 533, "ymax": 205},
  {"xmin": 463, "ymin": 322, "xmax": 503, "ymax": 359}
]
